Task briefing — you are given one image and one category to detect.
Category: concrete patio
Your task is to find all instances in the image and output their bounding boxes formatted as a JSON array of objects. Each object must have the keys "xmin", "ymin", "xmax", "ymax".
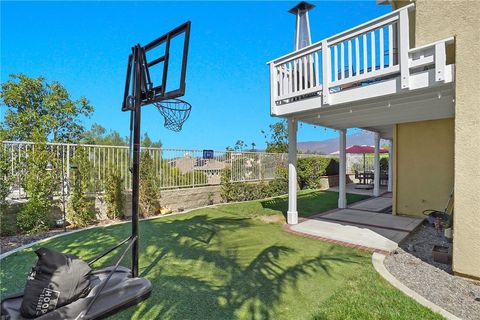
[
  {"xmin": 328, "ymin": 183, "xmax": 388, "ymax": 197},
  {"xmin": 290, "ymin": 195, "xmax": 424, "ymax": 253}
]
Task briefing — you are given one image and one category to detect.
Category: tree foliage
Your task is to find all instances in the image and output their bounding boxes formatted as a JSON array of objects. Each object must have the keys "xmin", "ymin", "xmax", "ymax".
[
  {"xmin": 81, "ymin": 123, "xmax": 128, "ymax": 146},
  {"xmin": 262, "ymin": 120, "xmax": 288, "ymax": 153},
  {"xmin": 141, "ymin": 133, "xmax": 162, "ymax": 148},
  {"xmin": 81, "ymin": 123, "xmax": 162, "ymax": 148},
  {"xmin": 1, "ymin": 74, "xmax": 94, "ymax": 142}
]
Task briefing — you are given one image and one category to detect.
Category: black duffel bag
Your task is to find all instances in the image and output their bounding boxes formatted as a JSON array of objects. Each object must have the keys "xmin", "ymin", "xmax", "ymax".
[{"xmin": 20, "ymin": 247, "xmax": 92, "ymax": 318}]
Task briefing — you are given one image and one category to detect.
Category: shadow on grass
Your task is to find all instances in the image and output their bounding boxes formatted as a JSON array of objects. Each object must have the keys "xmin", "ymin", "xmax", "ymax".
[
  {"xmin": 1, "ymin": 212, "xmax": 363, "ymax": 319},
  {"xmin": 128, "ymin": 214, "xmax": 360, "ymax": 319}
]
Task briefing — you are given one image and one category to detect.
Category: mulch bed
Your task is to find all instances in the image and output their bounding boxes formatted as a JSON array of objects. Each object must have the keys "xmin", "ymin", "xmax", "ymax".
[
  {"xmin": 0, "ymin": 219, "xmax": 124, "ymax": 255},
  {"xmin": 1, "ymin": 229, "xmax": 66, "ymax": 254}
]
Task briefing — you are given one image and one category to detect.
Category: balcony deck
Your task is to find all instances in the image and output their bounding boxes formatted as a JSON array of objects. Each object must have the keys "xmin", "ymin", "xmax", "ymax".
[{"xmin": 268, "ymin": 4, "xmax": 455, "ymax": 135}]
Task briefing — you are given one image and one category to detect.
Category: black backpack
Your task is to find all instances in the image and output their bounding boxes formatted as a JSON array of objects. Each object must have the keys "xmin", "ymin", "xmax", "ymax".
[{"xmin": 20, "ymin": 247, "xmax": 92, "ymax": 318}]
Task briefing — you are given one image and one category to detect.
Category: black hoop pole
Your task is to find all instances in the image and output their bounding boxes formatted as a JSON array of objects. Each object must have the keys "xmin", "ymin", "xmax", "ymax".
[
  {"xmin": 131, "ymin": 45, "xmax": 143, "ymax": 278},
  {"xmin": 122, "ymin": 23, "xmax": 191, "ymax": 278}
]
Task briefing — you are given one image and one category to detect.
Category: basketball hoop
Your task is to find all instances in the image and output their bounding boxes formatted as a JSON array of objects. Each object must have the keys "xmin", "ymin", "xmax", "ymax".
[{"xmin": 154, "ymin": 98, "xmax": 192, "ymax": 132}]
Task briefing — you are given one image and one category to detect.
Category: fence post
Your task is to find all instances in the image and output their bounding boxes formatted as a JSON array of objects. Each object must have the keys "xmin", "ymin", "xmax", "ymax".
[
  {"xmin": 192, "ymin": 157, "xmax": 195, "ymax": 188},
  {"xmin": 66, "ymin": 145, "xmax": 70, "ymax": 181},
  {"xmin": 259, "ymin": 153, "xmax": 263, "ymax": 181}
]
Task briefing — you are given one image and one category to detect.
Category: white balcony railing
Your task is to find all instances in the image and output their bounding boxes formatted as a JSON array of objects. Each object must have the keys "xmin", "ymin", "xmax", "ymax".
[{"xmin": 268, "ymin": 4, "xmax": 454, "ymax": 112}]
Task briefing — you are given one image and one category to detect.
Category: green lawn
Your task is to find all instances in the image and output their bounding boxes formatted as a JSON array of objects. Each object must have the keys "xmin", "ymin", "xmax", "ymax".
[{"xmin": 0, "ymin": 191, "xmax": 442, "ymax": 319}]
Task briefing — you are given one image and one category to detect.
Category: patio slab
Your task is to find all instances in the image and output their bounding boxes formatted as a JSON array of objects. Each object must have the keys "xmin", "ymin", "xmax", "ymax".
[
  {"xmin": 291, "ymin": 209, "xmax": 424, "ymax": 253},
  {"xmin": 349, "ymin": 197, "xmax": 392, "ymax": 212},
  {"xmin": 291, "ymin": 219, "xmax": 400, "ymax": 252},
  {"xmin": 328, "ymin": 184, "xmax": 388, "ymax": 196},
  {"xmin": 318, "ymin": 209, "xmax": 423, "ymax": 232}
]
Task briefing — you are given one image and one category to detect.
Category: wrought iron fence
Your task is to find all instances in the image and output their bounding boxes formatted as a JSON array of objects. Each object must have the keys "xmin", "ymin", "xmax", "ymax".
[{"xmin": 2, "ymin": 141, "xmax": 334, "ymax": 199}]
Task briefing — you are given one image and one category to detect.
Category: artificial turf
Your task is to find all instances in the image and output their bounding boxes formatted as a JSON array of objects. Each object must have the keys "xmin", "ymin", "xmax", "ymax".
[{"xmin": 0, "ymin": 190, "xmax": 442, "ymax": 319}]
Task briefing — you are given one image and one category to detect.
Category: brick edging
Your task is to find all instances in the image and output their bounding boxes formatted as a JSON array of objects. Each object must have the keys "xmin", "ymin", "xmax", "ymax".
[{"xmin": 282, "ymin": 223, "xmax": 392, "ymax": 256}]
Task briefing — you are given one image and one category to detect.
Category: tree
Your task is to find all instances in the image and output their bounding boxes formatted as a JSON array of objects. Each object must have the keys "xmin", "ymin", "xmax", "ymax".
[
  {"xmin": 81, "ymin": 124, "xmax": 162, "ymax": 148},
  {"xmin": 16, "ymin": 130, "xmax": 55, "ymax": 233},
  {"xmin": 1, "ymin": 74, "xmax": 94, "ymax": 142},
  {"xmin": 139, "ymin": 151, "xmax": 160, "ymax": 217},
  {"xmin": 81, "ymin": 123, "xmax": 128, "ymax": 146},
  {"xmin": 67, "ymin": 147, "xmax": 95, "ymax": 227},
  {"xmin": 104, "ymin": 170, "xmax": 125, "ymax": 220},
  {"xmin": 261, "ymin": 120, "xmax": 288, "ymax": 153},
  {"xmin": 234, "ymin": 140, "xmax": 247, "ymax": 152},
  {"xmin": 142, "ymin": 133, "xmax": 162, "ymax": 148}
]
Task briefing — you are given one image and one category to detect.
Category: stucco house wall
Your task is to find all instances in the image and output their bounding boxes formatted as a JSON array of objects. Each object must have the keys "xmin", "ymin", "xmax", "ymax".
[
  {"xmin": 394, "ymin": 119, "xmax": 454, "ymax": 217},
  {"xmin": 392, "ymin": 0, "xmax": 480, "ymax": 279}
]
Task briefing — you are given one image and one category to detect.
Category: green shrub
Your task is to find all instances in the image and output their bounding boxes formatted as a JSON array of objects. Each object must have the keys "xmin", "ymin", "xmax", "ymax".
[
  {"xmin": 139, "ymin": 151, "xmax": 160, "ymax": 217},
  {"xmin": 17, "ymin": 134, "xmax": 54, "ymax": 234},
  {"xmin": 220, "ymin": 166, "xmax": 288, "ymax": 203},
  {"xmin": 67, "ymin": 147, "xmax": 95, "ymax": 227},
  {"xmin": 266, "ymin": 165, "xmax": 288, "ymax": 196},
  {"xmin": 0, "ymin": 146, "xmax": 15, "ymax": 235},
  {"xmin": 1, "ymin": 213, "xmax": 17, "ymax": 236},
  {"xmin": 17, "ymin": 199, "xmax": 52, "ymax": 233},
  {"xmin": 104, "ymin": 170, "xmax": 124, "ymax": 220},
  {"xmin": 297, "ymin": 157, "xmax": 339, "ymax": 190},
  {"xmin": 0, "ymin": 146, "xmax": 11, "ymax": 211}
]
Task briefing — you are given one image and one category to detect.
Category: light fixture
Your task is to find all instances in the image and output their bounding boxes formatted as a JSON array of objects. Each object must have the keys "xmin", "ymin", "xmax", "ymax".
[
  {"xmin": 437, "ymin": 92, "xmax": 442, "ymax": 99},
  {"xmin": 387, "ymin": 102, "xmax": 391, "ymax": 108},
  {"xmin": 45, "ymin": 161, "xmax": 54, "ymax": 171}
]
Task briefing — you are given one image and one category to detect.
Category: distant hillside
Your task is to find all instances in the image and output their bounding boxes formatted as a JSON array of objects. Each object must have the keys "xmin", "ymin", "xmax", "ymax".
[{"xmin": 298, "ymin": 131, "xmax": 376, "ymax": 154}]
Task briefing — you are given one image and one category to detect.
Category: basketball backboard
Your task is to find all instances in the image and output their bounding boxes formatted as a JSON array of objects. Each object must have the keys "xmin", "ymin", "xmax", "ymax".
[{"xmin": 122, "ymin": 21, "xmax": 191, "ymax": 111}]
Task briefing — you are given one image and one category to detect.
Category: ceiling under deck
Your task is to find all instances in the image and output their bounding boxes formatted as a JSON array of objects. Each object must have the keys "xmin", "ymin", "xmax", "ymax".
[{"xmin": 293, "ymin": 83, "xmax": 455, "ymax": 139}]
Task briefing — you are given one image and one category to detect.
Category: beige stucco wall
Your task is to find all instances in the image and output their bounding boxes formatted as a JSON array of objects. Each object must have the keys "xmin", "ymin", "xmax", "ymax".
[
  {"xmin": 395, "ymin": 119, "xmax": 454, "ymax": 216},
  {"xmin": 392, "ymin": 0, "xmax": 480, "ymax": 279}
]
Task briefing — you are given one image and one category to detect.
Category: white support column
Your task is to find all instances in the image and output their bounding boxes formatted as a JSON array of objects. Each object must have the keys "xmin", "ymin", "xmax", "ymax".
[
  {"xmin": 373, "ymin": 132, "xmax": 381, "ymax": 197},
  {"xmin": 388, "ymin": 139, "xmax": 393, "ymax": 192},
  {"xmin": 338, "ymin": 129, "xmax": 347, "ymax": 208},
  {"xmin": 287, "ymin": 118, "xmax": 298, "ymax": 224}
]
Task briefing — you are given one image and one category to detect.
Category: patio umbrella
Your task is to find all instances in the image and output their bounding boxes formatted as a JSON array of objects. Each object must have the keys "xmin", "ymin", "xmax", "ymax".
[
  {"xmin": 331, "ymin": 145, "xmax": 389, "ymax": 172},
  {"xmin": 346, "ymin": 145, "xmax": 389, "ymax": 172}
]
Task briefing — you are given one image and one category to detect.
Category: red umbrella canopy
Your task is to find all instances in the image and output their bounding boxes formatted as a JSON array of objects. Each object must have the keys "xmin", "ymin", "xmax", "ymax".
[{"xmin": 345, "ymin": 145, "xmax": 388, "ymax": 154}]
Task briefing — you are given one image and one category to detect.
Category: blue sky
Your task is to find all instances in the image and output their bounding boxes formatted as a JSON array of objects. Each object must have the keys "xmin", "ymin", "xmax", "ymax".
[{"xmin": 1, "ymin": 1, "xmax": 390, "ymax": 150}]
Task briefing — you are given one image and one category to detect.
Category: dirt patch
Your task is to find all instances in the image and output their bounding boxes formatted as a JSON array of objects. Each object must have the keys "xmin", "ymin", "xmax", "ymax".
[{"xmin": 255, "ymin": 215, "xmax": 285, "ymax": 224}]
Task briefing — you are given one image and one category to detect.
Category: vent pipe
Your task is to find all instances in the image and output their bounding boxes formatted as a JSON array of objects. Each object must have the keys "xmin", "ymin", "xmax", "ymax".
[{"xmin": 289, "ymin": 1, "xmax": 315, "ymax": 51}]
